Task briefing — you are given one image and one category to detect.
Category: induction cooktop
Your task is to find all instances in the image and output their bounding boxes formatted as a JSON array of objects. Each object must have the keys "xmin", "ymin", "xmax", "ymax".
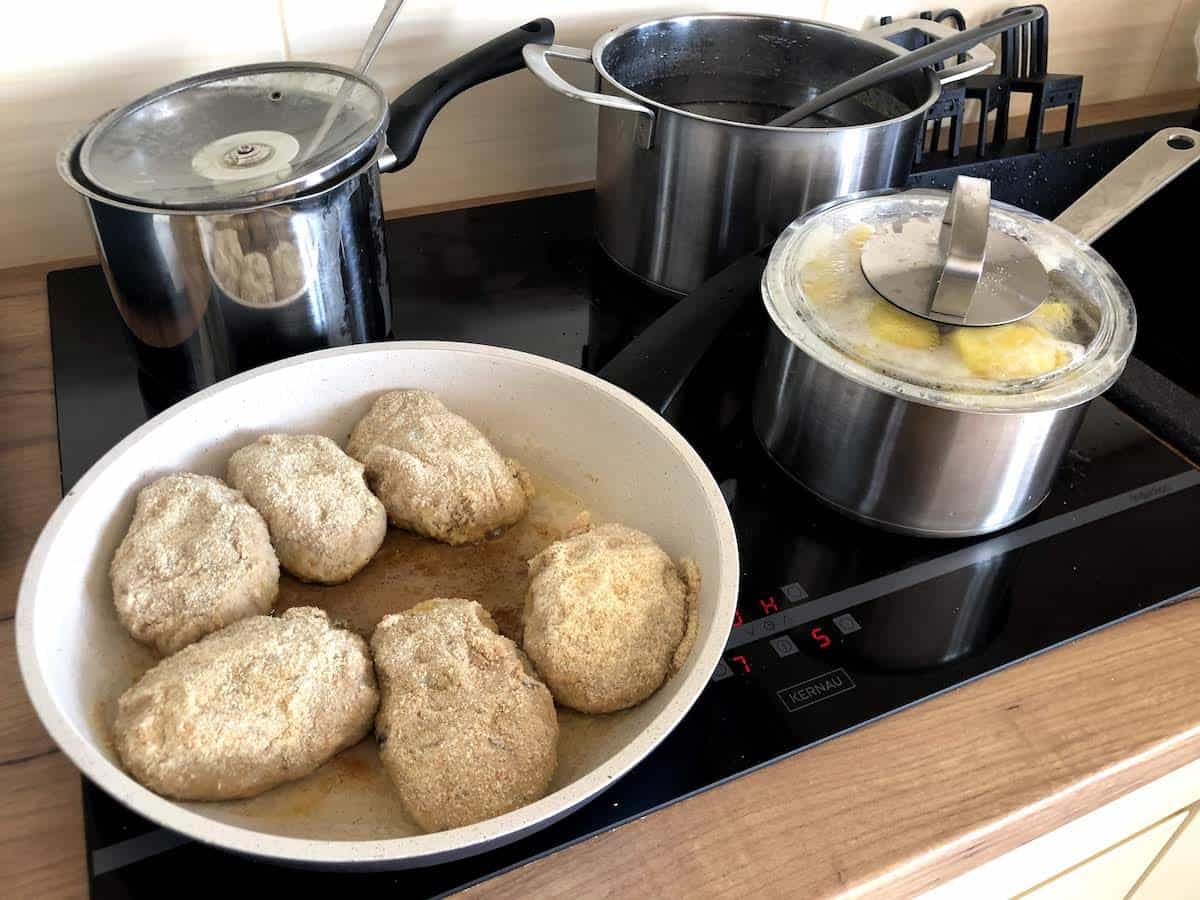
[{"xmin": 46, "ymin": 119, "xmax": 1200, "ymax": 898}]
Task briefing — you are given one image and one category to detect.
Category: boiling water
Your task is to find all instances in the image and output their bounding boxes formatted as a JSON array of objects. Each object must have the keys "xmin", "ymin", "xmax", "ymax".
[
  {"xmin": 794, "ymin": 224, "xmax": 1098, "ymax": 390},
  {"xmin": 674, "ymin": 98, "xmax": 798, "ymax": 125},
  {"xmin": 628, "ymin": 73, "xmax": 906, "ymax": 126}
]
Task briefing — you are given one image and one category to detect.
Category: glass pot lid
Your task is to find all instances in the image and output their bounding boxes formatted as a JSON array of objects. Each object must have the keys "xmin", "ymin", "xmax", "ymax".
[
  {"xmin": 79, "ymin": 62, "xmax": 388, "ymax": 210},
  {"xmin": 762, "ymin": 188, "xmax": 1137, "ymax": 413}
]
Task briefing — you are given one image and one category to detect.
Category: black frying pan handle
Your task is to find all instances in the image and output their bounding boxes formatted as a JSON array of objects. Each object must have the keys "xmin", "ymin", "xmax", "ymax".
[
  {"xmin": 598, "ymin": 250, "xmax": 770, "ymax": 414},
  {"xmin": 384, "ymin": 19, "xmax": 555, "ymax": 170}
]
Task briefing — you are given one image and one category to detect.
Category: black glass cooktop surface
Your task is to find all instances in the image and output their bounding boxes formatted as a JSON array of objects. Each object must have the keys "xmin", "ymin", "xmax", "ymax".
[{"xmin": 47, "ymin": 135, "xmax": 1200, "ymax": 897}]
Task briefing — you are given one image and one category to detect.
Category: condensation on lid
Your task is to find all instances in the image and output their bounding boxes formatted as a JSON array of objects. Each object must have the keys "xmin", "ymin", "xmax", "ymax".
[
  {"xmin": 762, "ymin": 190, "xmax": 1137, "ymax": 413},
  {"xmin": 79, "ymin": 62, "xmax": 387, "ymax": 210}
]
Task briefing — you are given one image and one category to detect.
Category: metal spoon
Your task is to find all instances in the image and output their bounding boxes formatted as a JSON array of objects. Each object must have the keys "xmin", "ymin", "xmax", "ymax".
[
  {"xmin": 353, "ymin": 0, "xmax": 408, "ymax": 73},
  {"xmin": 767, "ymin": 6, "xmax": 1041, "ymax": 128},
  {"xmin": 305, "ymin": 0, "xmax": 409, "ymax": 158}
]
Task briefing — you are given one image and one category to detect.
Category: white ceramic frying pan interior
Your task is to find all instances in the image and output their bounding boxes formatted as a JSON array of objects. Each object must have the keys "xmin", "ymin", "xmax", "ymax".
[{"xmin": 17, "ymin": 341, "xmax": 739, "ymax": 868}]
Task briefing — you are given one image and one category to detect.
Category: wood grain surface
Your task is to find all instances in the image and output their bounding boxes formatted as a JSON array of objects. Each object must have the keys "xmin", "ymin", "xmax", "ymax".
[
  {"xmin": 466, "ymin": 599, "xmax": 1200, "ymax": 899},
  {"xmin": 0, "ymin": 261, "xmax": 87, "ymax": 899},
  {"xmin": 2, "ymin": 96, "xmax": 1199, "ymax": 895}
]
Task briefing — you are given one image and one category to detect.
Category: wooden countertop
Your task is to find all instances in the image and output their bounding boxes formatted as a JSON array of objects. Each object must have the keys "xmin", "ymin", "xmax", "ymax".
[{"xmin": 4, "ymin": 92, "xmax": 1200, "ymax": 898}]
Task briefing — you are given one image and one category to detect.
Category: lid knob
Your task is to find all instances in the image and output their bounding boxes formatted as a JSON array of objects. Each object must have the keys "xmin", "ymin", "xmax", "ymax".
[
  {"xmin": 860, "ymin": 175, "xmax": 1050, "ymax": 327},
  {"xmin": 222, "ymin": 142, "xmax": 276, "ymax": 168}
]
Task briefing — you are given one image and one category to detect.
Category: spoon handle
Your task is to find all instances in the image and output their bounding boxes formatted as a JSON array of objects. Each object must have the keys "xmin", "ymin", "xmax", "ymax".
[
  {"xmin": 356, "ymin": 0, "xmax": 409, "ymax": 74},
  {"xmin": 768, "ymin": 7, "xmax": 1041, "ymax": 128},
  {"xmin": 305, "ymin": 0, "xmax": 409, "ymax": 161}
]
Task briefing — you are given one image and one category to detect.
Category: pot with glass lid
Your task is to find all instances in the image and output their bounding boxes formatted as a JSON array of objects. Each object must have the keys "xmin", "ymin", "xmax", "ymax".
[
  {"xmin": 754, "ymin": 128, "xmax": 1200, "ymax": 536},
  {"xmin": 57, "ymin": 19, "xmax": 554, "ymax": 400}
]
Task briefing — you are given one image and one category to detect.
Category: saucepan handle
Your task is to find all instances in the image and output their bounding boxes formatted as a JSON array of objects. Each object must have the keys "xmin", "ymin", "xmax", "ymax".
[
  {"xmin": 863, "ymin": 15, "xmax": 1000, "ymax": 84},
  {"xmin": 378, "ymin": 18, "xmax": 555, "ymax": 173},
  {"xmin": 523, "ymin": 43, "xmax": 656, "ymax": 149},
  {"xmin": 599, "ymin": 252, "xmax": 769, "ymax": 413},
  {"xmin": 1054, "ymin": 128, "xmax": 1200, "ymax": 244}
]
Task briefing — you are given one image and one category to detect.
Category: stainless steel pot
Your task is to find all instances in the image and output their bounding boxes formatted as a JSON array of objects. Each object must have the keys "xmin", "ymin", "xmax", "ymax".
[
  {"xmin": 59, "ymin": 20, "xmax": 554, "ymax": 402},
  {"xmin": 754, "ymin": 128, "xmax": 1200, "ymax": 536},
  {"xmin": 598, "ymin": 128, "xmax": 1200, "ymax": 538},
  {"xmin": 753, "ymin": 330, "xmax": 1089, "ymax": 535},
  {"xmin": 525, "ymin": 14, "xmax": 992, "ymax": 294}
]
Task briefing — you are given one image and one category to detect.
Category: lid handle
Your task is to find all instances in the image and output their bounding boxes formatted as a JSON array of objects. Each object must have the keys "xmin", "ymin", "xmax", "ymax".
[{"xmin": 929, "ymin": 175, "xmax": 991, "ymax": 320}]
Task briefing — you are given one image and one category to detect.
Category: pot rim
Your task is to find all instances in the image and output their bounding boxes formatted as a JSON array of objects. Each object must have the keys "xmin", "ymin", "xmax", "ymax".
[
  {"xmin": 760, "ymin": 189, "xmax": 1138, "ymax": 415},
  {"xmin": 590, "ymin": 12, "xmax": 941, "ymax": 134},
  {"xmin": 58, "ymin": 114, "xmax": 389, "ymax": 217}
]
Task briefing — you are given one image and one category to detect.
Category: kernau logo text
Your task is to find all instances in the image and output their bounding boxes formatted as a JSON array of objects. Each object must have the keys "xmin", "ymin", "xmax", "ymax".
[{"xmin": 777, "ymin": 668, "xmax": 856, "ymax": 712}]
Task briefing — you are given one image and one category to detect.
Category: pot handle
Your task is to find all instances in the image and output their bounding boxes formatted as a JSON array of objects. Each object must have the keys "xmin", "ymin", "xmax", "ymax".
[
  {"xmin": 1054, "ymin": 127, "xmax": 1200, "ymax": 244},
  {"xmin": 863, "ymin": 16, "xmax": 997, "ymax": 84},
  {"xmin": 378, "ymin": 18, "xmax": 556, "ymax": 173},
  {"xmin": 523, "ymin": 43, "xmax": 656, "ymax": 149},
  {"xmin": 598, "ymin": 251, "xmax": 769, "ymax": 414}
]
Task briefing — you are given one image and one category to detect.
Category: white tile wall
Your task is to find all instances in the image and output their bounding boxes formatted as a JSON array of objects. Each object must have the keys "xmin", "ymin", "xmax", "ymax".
[
  {"xmin": 1147, "ymin": 0, "xmax": 1200, "ymax": 94},
  {"xmin": 1, "ymin": 2, "xmax": 288, "ymax": 268},
  {"xmin": 830, "ymin": 0, "xmax": 1189, "ymax": 116},
  {"xmin": 280, "ymin": 1, "xmax": 829, "ymax": 228},
  {"xmin": 2, "ymin": 0, "xmax": 1197, "ymax": 269}
]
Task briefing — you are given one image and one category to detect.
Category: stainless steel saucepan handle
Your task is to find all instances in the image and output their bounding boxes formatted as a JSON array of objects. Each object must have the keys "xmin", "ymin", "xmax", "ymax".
[
  {"xmin": 523, "ymin": 43, "xmax": 656, "ymax": 149},
  {"xmin": 863, "ymin": 17, "xmax": 996, "ymax": 84},
  {"xmin": 1054, "ymin": 128, "xmax": 1200, "ymax": 244}
]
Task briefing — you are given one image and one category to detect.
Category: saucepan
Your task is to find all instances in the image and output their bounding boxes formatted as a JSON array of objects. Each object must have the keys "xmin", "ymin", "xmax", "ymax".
[
  {"xmin": 17, "ymin": 342, "xmax": 738, "ymax": 867},
  {"xmin": 606, "ymin": 128, "xmax": 1200, "ymax": 537},
  {"xmin": 57, "ymin": 19, "xmax": 555, "ymax": 400},
  {"xmin": 525, "ymin": 13, "xmax": 997, "ymax": 294}
]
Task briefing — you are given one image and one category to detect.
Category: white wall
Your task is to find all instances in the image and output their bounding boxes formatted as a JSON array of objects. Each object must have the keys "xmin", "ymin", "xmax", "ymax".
[{"xmin": 2, "ymin": 0, "xmax": 1197, "ymax": 269}]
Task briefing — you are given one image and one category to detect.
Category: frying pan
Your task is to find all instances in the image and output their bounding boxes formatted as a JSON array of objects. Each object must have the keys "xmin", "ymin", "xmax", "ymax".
[{"xmin": 16, "ymin": 342, "xmax": 738, "ymax": 867}]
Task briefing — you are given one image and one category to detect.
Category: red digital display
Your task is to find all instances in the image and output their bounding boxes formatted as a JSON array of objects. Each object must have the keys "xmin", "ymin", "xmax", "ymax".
[
  {"xmin": 732, "ymin": 608, "xmax": 744, "ymax": 628},
  {"xmin": 731, "ymin": 655, "xmax": 751, "ymax": 673},
  {"xmin": 759, "ymin": 595, "xmax": 779, "ymax": 614},
  {"xmin": 810, "ymin": 626, "xmax": 831, "ymax": 649}
]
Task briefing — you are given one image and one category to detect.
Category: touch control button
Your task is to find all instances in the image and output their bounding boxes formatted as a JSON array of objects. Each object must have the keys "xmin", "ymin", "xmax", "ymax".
[
  {"xmin": 770, "ymin": 635, "xmax": 798, "ymax": 658},
  {"xmin": 833, "ymin": 613, "xmax": 861, "ymax": 635}
]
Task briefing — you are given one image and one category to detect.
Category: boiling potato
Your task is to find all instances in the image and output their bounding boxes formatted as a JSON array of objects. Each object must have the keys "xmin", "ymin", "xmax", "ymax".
[
  {"xmin": 846, "ymin": 223, "xmax": 875, "ymax": 250},
  {"xmin": 801, "ymin": 257, "xmax": 845, "ymax": 305},
  {"xmin": 950, "ymin": 323, "xmax": 1072, "ymax": 379},
  {"xmin": 1029, "ymin": 300, "xmax": 1074, "ymax": 337},
  {"xmin": 867, "ymin": 300, "xmax": 941, "ymax": 350}
]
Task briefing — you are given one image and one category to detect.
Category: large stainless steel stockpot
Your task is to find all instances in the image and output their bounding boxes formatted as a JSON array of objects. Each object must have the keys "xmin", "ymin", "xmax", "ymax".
[
  {"xmin": 754, "ymin": 129, "xmax": 1200, "ymax": 536},
  {"xmin": 525, "ymin": 14, "xmax": 992, "ymax": 294},
  {"xmin": 58, "ymin": 20, "xmax": 554, "ymax": 402}
]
